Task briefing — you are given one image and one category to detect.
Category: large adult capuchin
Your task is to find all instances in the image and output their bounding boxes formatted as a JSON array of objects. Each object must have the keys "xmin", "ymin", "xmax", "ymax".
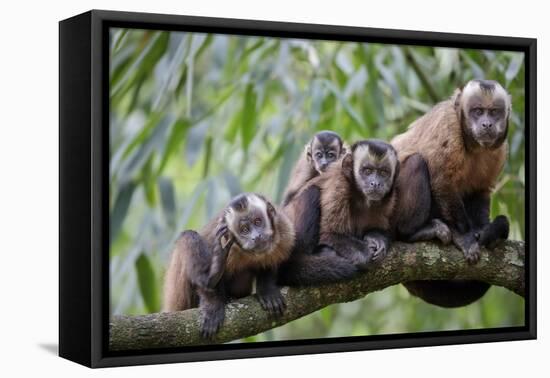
[{"xmin": 391, "ymin": 79, "xmax": 512, "ymax": 307}]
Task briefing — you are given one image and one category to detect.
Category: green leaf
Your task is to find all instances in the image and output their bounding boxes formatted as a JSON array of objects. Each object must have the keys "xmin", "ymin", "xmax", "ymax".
[
  {"xmin": 110, "ymin": 181, "xmax": 136, "ymax": 245},
  {"xmin": 505, "ymin": 53, "xmax": 524, "ymax": 84},
  {"xmin": 320, "ymin": 78, "xmax": 366, "ymax": 130},
  {"xmin": 241, "ymin": 83, "xmax": 258, "ymax": 150},
  {"xmin": 119, "ymin": 114, "xmax": 171, "ymax": 182},
  {"xmin": 135, "ymin": 253, "xmax": 160, "ymax": 313},
  {"xmin": 142, "ymin": 156, "xmax": 157, "ymax": 207},
  {"xmin": 223, "ymin": 172, "xmax": 242, "ymax": 197},
  {"xmin": 156, "ymin": 119, "xmax": 190, "ymax": 175},
  {"xmin": 185, "ymin": 120, "xmax": 209, "ymax": 167},
  {"xmin": 158, "ymin": 177, "xmax": 176, "ymax": 227},
  {"xmin": 225, "ymin": 111, "xmax": 242, "ymax": 143}
]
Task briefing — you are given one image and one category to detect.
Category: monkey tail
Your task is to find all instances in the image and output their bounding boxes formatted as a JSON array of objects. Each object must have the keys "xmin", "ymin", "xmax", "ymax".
[
  {"xmin": 278, "ymin": 251, "xmax": 358, "ymax": 286},
  {"xmin": 403, "ymin": 280, "xmax": 491, "ymax": 308},
  {"xmin": 162, "ymin": 231, "xmax": 199, "ymax": 312}
]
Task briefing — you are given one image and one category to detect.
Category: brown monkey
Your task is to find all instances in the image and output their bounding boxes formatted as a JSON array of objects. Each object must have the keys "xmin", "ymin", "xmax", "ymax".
[
  {"xmin": 282, "ymin": 131, "xmax": 347, "ymax": 206},
  {"xmin": 278, "ymin": 140, "xmax": 400, "ymax": 286},
  {"xmin": 163, "ymin": 193, "xmax": 295, "ymax": 338},
  {"xmin": 391, "ymin": 79, "xmax": 511, "ymax": 307}
]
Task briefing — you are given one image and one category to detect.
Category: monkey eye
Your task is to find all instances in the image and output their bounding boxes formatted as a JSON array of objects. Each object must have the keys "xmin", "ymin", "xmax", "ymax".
[
  {"xmin": 489, "ymin": 108, "xmax": 501, "ymax": 117},
  {"xmin": 327, "ymin": 152, "xmax": 336, "ymax": 159},
  {"xmin": 473, "ymin": 108, "xmax": 484, "ymax": 116},
  {"xmin": 254, "ymin": 218, "xmax": 263, "ymax": 226},
  {"xmin": 315, "ymin": 152, "xmax": 323, "ymax": 159},
  {"xmin": 240, "ymin": 224, "xmax": 250, "ymax": 234},
  {"xmin": 363, "ymin": 167, "xmax": 373, "ymax": 175},
  {"xmin": 379, "ymin": 169, "xmax": 390, "ymax": 178}
]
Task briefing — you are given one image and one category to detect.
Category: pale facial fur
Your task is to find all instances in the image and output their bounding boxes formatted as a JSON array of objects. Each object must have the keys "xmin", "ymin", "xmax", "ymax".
[
  {"xmin": 352, "ymin": 143, "xmax": 397, "ymax": 202},
  {"xmin": 460, "ymin": 80, "xmax": 511, "ymax": 149}
]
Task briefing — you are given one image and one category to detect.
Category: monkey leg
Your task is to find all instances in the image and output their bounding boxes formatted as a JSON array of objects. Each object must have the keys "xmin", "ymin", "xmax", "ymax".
[
  {"xmin": 278, "ymin": 185, "xmax": 358, "ymax": 286},
  {"xmin": 163, "ymin": 230, "xmax": 210, "ymax": 312},
  {"xmin": 197, "ymin": 285, "xmax": 227, "ymax": 339},
  {"xmin": 277, "ymin": 247, "xmax": 358, "ymax": 286},
  {"xmin": 463, "ymin": 192, "xmax": 509, "ymax": 249},
  {"xmin": 408, "ymin": 219, "xmax": 452, "ymax": 245},
  {"xmin": 256, "ymin": 268, "xmax": 286, "ymax": 316},
  {"xmin": 322, "ymin": 233, "xmax": 372, "ymax": 271},
  {"xmin": 478, "ymin": 215, "xmax": 510, "ymax": 249}
]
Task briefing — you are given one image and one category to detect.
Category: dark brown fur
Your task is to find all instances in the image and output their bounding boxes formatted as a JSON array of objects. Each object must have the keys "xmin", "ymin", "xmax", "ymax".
[
  {"xmin": 282, "ymin": 131, "xmax": 346, "ymax": 206},
  {"xmin": 391, "ymin": 80, "xmax": 511, "ymax": 307},
  {"xmin": 392, "ymin": 89, "xmax": 507, "ymax": 222},
  {"xmin": 163, "ymin": 194, "xmax": 294, "ymax": 337}
]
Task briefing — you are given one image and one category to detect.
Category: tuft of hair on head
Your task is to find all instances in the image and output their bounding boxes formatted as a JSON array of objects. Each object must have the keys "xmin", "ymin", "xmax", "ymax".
[
  {"xmin": 351, "ymin": 140, "xmax": 399, "ymax": 182},
  {"xmin": 312, "ymin": 130, "xmax": 343, "ymax": 147},
  {"xmin": 461, "ymin": 80, "xmax": 511, "ymax": 113}
]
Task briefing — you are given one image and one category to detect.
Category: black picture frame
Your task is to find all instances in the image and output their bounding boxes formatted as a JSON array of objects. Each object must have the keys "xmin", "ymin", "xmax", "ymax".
[{"xmin": 59, "ymin": 9, "xmax": 537, "ymax": 368}]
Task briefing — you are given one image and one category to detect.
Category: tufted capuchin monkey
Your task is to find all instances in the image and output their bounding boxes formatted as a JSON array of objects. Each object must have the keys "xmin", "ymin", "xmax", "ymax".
[
  {"xmin": 279, "ymin": 140, "xmax": 400, "ymax": 286},
  {"xmin": 282, "ymin": 131, "xmax": 347, "ymax": 206},
  {"xmin": 163, "ymin": 193, "xmax": 295, "ymax": 338},
  {"xmin": 391, "ymin": 79, "xmax": 511, "ymax": 307}
]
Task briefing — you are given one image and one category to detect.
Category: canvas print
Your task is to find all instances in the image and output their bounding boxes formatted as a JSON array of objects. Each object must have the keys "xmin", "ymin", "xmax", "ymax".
[{"xmin": 108, "ymin": 28, "xmax": 525, "ymax": 350}]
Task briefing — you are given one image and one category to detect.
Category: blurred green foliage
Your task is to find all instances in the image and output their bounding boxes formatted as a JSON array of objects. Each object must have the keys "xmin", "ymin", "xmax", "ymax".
[{"xmin": 109, "ymin": 28, "xmax": 525, "ymax": 340}]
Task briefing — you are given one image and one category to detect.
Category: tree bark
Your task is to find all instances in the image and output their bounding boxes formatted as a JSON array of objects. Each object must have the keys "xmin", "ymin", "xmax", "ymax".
[{"xmin": 109, "ymin": 240, "xmax": 525, "ymax": 351}]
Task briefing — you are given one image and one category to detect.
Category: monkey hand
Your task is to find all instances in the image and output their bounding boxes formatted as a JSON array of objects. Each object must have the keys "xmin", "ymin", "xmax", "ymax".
[
  {"xmin": 199, "ymin": 305, "xmax": 225, "ymax": 339},
  {"xmin": 215, "ymin": 223, "xmax": 234, "ymax": 254},
  {"xmin": 364, "ymin": 233, "xmax": 389, "ymax": 263},
  {"xmin": 257, "ymin": 290, "xmax": 286, "ymax": 317},
  {"xmin": 453, "ymin": 231, "xmax": 481, "ymax": 264}
]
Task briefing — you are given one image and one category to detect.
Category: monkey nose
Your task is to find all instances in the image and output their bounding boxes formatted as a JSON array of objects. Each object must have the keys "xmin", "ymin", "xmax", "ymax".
[
  {"xmin": 370, "ymin": 181, "xmax": 380, "ymax": 188},
  {"xmin": 482, "ymin": 122, "xmax": 493, "ymax": 129}
]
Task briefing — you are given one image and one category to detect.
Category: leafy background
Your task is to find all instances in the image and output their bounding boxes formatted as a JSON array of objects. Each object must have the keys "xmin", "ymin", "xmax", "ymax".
[{"xmin": 109, "ymin": 28, "xmax": 525, "ymax": 342}]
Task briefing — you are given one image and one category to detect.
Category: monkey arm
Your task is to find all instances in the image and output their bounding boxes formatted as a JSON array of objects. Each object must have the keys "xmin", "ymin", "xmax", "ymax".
[
  {"xmin": 196, "ymin": 283, "xmax": 227, "ymax": 339},
  {"xmin": 435, "ymin": 190, "xmax": 472, "ymax": 234},
  {"xmin": 206, "ymin": 235, "xmax": 234, "ymax": 289},
  {"xmin": 434, "ymin": 190, "xmax": 483, "ymax": 263},
  {"xmin": 256, "ymin": 268, "xmax": 286, "ymax": 316},
  {"xmin": 464, "ymin": 191, "xmax": 491, "ymax": 230}
]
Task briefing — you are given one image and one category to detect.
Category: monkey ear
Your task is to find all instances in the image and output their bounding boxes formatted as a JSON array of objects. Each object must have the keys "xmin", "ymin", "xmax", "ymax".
[
  {"xmin": 341, "ymin": 153, "xmax": 354, "ymax": 181},
  {"xmin": 453, "ymin": 88, "xmax": 463, "ymax": 114},
  {"xmin": 306, "ymin": 144, "xmax": 312, "ymax": 164},
  {"xmin": 340, "ymin": 146, "xmax": 348, "ymax": 156},
  {"xmin": 266, "ymin": 201, "xmax": 276, "ymax": 218},
  {"xmin": 393, "ymin": 159, "xmax": 400, "ymax": 186}
]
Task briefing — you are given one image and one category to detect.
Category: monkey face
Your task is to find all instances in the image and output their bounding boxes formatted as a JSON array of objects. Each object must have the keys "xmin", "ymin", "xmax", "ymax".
[
  {"xmin": 460, "ymin": 80, "xmax": 511, "ymax": 149},
  {"xmin": 308, "ymin": 131, "xmax": 344, "ymax": 173},
  {"xmin": 348, "ymin": 140, "xmax": 398, "ymax": 202},
  {"xmin": 225, "ymin": 194, "xmax": 275, "ymax": 253}
]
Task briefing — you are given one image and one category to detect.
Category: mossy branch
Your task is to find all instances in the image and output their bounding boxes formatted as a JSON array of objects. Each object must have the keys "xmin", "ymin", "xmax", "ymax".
[{"xmin": 109, "ymin": 240, "xmax": 524, "ymax": 351}]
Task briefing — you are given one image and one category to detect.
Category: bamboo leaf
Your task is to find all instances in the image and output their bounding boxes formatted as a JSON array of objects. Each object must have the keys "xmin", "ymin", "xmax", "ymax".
[
  {"xmin": 110, "ymin": 181, "xmax": 137, "ymax": 245},
  {"xmin": 158, "ymin": 177, "xmax": 176, "ymax": 227},
  {"xmin": 241, "ymin": 83, "xmax": 258, "ymax": 150},
  {"xmin": 135, "ymin": 253, "xmax": 160, "ymax": 313},
  {"xmin": 505, "ymin": 53, "xmax": 524, "ymax": 84}
]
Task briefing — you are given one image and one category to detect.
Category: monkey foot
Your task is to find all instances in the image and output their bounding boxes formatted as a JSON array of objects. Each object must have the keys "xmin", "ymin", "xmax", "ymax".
[{"xmin": 199, "ymin": 308, "xmax": 225, "ymax": 339}]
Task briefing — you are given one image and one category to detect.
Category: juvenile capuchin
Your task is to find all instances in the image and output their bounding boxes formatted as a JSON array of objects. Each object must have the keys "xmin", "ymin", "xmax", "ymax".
[
  {"xmin": 280, "ymin": 140, "xmax": 401, "ymax": 286},
  {"xmin": 163, "ymin": 193, "xmax": 295, "ymax": 338},
  {"xmin": 391, "ymin": 79, "xmax": 511, "ymax": 307},
  {"xmin": 282, "ymin": 131, "xmax": 347, "ymax": 206}
]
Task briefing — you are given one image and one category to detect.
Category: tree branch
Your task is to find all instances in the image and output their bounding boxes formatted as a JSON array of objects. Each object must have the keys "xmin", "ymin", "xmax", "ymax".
[{"xmin": 109, "ymin": 240, "xmax": 525, "ymax": 351}]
